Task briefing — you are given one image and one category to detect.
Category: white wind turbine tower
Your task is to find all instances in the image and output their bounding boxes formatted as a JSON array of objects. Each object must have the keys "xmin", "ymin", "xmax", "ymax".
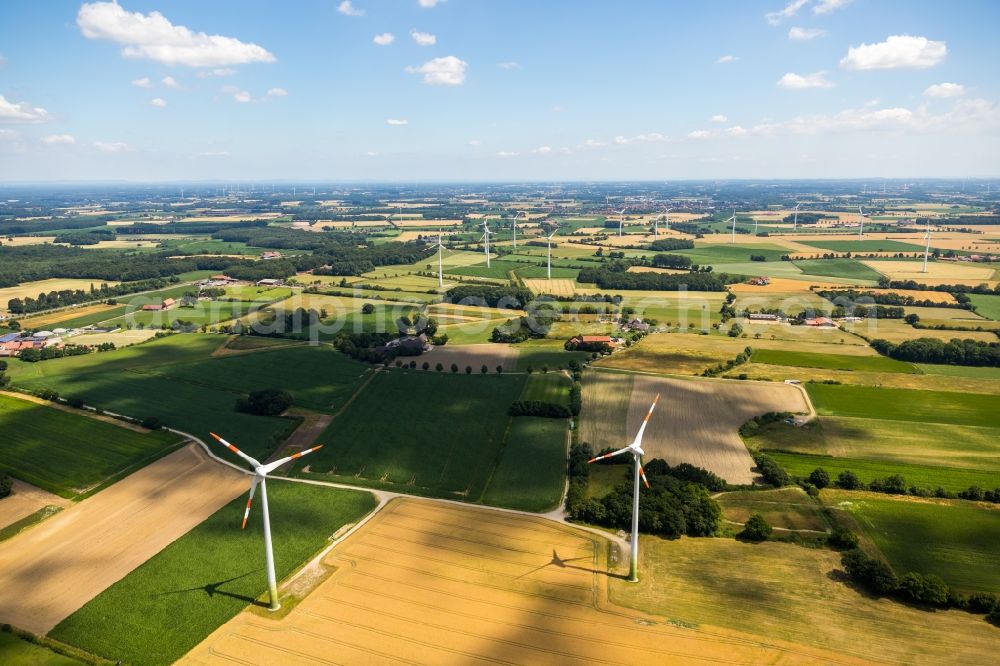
[
  {"xmin": 857, "ymin": 205, "xmax": 866, "ymax": 239},
  {"xmin": 792, "ymin": 202, "xmax": 801, "ymax": 231},
  {"xmin": 729, "ymin": 208, "xmax": 738, "ymax": 243},
  {"xmin": 209, "ymin": 433, "xmax": 324, "ymax": 611},
  {"xmin": 922, "ymin": 222, "xmax": 932, "ymax": 273},
  {"xmin": 545, "ymin": 228, "xmax": 558, "ymax": 280},
  {"xmin": 435, "ymin": 232, "xmax": 446, "ymax": 288},
  {"xmin": 512, "ymin": 211, "xmax": 525, "ymax": 251},
  {"xmin": 480, "ymin": 220, "xmax": 493, "ymax": 268},
  {"xmin": 588, "ymin": 394, "xmax": 660, "ymax": 582},
  {"xmin": 617, "ymin": 208, "xmax": 627, "ymax": 237}
]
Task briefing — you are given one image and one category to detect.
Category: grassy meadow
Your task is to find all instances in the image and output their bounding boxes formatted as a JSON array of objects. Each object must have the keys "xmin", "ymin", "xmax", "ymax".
[
  {"xmin": 807, "ymin": 384, "xmax": 1000, "ymax": 428},
  {"xmin": 481, "ymin": 417, "xmax": 568, "ymax": 512},
  {"xmin": 751, "ymin": 348, "xmax": 918, "ymax": 373}
]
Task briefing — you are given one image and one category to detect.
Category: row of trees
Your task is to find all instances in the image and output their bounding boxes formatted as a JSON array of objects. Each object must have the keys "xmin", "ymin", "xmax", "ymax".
[
  {"xmin": 817, "ymin": 289, "xmax": 973, "ymax": 311},
  {"xmin": 576, "ymin": 266, "xmax": 731, "ymax": 291},
  {"xmin": 871, "ymin": 337, "xmax": 1000, "ymax": 367}
]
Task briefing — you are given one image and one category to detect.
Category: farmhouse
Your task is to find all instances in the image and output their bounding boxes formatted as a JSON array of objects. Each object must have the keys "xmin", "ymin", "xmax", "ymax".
[
  {"xmin": 747, "ymin": 313, "xmax": 780, "ymax": 322},
  {"xmin": 803, "ymin": 316, "xmax": 836, "ymax": 327},
  {"xmin": 141, "ymin": 298, "xmax": 176, "ymax": 312},
  {"xmin": 256, "ymin": 278, "xmax": 283, "ymax": 287},
  {"xmin": 375, "ymin": 333, "xmax": 431, "ymax": 356},
  {"xmin": 260, "ymin": 251, "xmax": 283, "ymax": 260},
  {"xmin": 622, "ymin": 317, "xmax": 651, "ymax": 332},
  {"xmin": 747, "ymin": 276, "xmax": 771, "ymax": 286}
]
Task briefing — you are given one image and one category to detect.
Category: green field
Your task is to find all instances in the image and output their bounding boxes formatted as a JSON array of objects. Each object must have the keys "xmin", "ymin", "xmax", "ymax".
[
  {"xmin": 0, "ymin": 393, "xmax": 181, "ymax": 497},
  {"xmin": 752, "ymin": 349, "xmax": 918, "ymax": 373},
  {"xmin": 520, "ymin": 372, "xmax": 572, "ymax": 406},
  {"xmin": 969, "ymin": 293, "xmax": 1000, "ymax": 320},
  {"xmin": 807, "ymin": 384, "xmax": 1000, "ymax": 427},
  {"xmin": 514, "ymin": 339, "xmax": 590, "ymax": 371},
  {"xmin": 481, "ymin": 417, "xmax": 567, "ymax": 511},
  {"xmin": 293, "ymin": 370, "xmax": 528, "ymax": 498},
  {"xmin": 0, "ymin": 630, "xmax": 85, "ymax": 665},
  {"xmin": 717, "ymin": 487, "xmax": 829, "ymax": 532},
  {"xmin": 837, "ymin": 495, "xmax": 1000, "ymax": 594},
  {"xmin": 50, "ymin": 483, "xmax": 376, "ymax": 666},
  {"xmin": 801, "ymin": 240, "xmax": 927, "ymax": 253},
  {"xmin": 747, "ymin": 417, "xmax": 1000, "ymax": 473},
  {"xmin": 767, "ymin": 451, "xmax": 999, "ymax": 494},
  {"xmin": 790, "ymin": 259, "xmax": 883, "ymax": 282},
  {"xmin": 149, "ymin": 345, "xmax": 370, "ymax": 413},
  {"xmin": 917, "ymin": 363, "xmax": 1000, "ymax": 379},
  {"xmin": 673, "ymin": 244, "xmax": 790, "ymax": 265},
  {"xmin": 8, "ymin": 336, "xmax": 296, "ymax": 465}
]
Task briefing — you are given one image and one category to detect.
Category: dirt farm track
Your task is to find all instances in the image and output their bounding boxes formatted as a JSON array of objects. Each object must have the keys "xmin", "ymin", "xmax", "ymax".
[
  {"xmin": 181, "ymin": 498, "xmax": 859, "ymax": 665},
  {"xmin": 0, "ymin": 444, "xmax": 246, "ymax": 634}
]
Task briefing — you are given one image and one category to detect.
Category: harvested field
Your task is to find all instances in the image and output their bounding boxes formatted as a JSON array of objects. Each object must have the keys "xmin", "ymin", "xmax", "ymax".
[
  {"xmin": 181, "ymin": 498, "xmax": 853, "ymax": 665},
  {"xmin": 842, "ymin": 319, "xmax": 999, "ymax": 344},
  {"xmin": 0, "ymin": 278, "xmax": 121, "ymax": 307},
  {"xmin": 612, "ymin": 535, "xmax": 999, "ymax": 666},
  {"xmin": 0, "ymin": 444, "xmax": 245, "ymax": 634},
  {"xmin": 68, "ymin": 329, "xmax": 158, "ymax": 346},
  {"xmin": 0, "ymin": 478, "xmax": 71, "ymax": 532},
  {"xmin": 728, "ymin": 277, "xmax": 851, "ymax": 294},
  {"xmin": 420, "ymin": 343, "xmax": 519, "ymax": 372},
  {"xmin": 861, "ymin": 260, "xmax": 996, "ymax": 286},
  {"xmin": 582, "ymin": 371, "xmax": 808, "ymax": 483},
  {"xmin": 0, "ymin": 235, "xmax": 57, "ymax": 246},
  {"xmin": 522, "ymin": 278, "xmax": 576, "ymax": 296},
  {"xmin": 15, "ymin": 303, "xmax": 120, "ymax": 329},
  {"xmin": 717, "ymin": 487, "xmax": 828, "ymax": 532}
]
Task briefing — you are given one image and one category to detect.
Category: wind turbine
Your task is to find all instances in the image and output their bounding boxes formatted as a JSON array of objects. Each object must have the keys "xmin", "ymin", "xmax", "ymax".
[
  {"xmin": 587, "ymin": 394, "xmax": 660, "ymax": 582},
  {"xmin": 792, "ymin": 202, "xmax": 801, "ymax": 231},
  {"xmin": 729, "ymin": 208, "xmax": 738, "ymax": 244},
  {"xmin": 922, "ymin": 222, "xmax": 931, "ymax": 273},
  {"xmin": 480, "ymin": 220, "xmax": 492, "ymax": 268},
  {"xmin": 656, "ymin": 208, "xmax": 673, "ymax": 237},
  {"xmin": 512, "ymin": 211, "xmax": 524, "ymax": 251},
  {"xmin": 545, "ymin": 228, "xmax": 558, "ymax": 280},
  {"xmin": 435, "ymin": 232, "xmax": 446, "ymax": 287},
  {"xmin": 209, "ymin": 432, "xmax": 324, "ymax": 611},
  {"xmin": 617, "ymin": 208, "xmax": 627, "ymax": 237},
  {"xmin": 857, "ymin": 205, "xmax": 866, "ymax": 239}
]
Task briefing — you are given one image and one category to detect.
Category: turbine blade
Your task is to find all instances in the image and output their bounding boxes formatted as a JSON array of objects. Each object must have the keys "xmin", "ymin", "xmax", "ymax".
[
  {"xmin": 209, "ymin": 432, "xmax": 262, "ymax": 468},
  {"xmin": 260, "ymin": 444, "xmax": 324, "ymax": 475},
  {"xmin": 631, "ymin": 393, "xmax": 661, "ymax": 446},
  {"xmin": 241, "ymin": 476, "xmax": 261, "ymax": 529},
  {"xmin": 587, "ymin": 446, "xmax": 630, "ymax": 463},
  {"xmin": 638, "ymin": 459, "xmax": 651, "ymax": 489}
]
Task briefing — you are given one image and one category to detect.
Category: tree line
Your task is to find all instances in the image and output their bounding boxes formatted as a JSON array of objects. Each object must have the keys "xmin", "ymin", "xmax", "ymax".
[{"xmin": 871, "ymin": 337, "xmax": 1000, "ymax": 367}]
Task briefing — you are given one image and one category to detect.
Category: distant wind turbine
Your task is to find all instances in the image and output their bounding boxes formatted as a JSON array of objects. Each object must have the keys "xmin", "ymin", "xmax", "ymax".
[
  {"xmin": 618, "ymin": 208, "xmax": 627, "ymax": 237},
  {"xmin": 729, "ymin": 208, "xmax": 738, "ymax": 244},
  {"xmin": 858, "ymin": 205, "xmax": 866, "ymax": 239},
  {"xmin": 588, "ymin": 394, "xmax": 660, "ymax": 582},
  {"xmin": 792, "ymin": 202, "xmax": 801, "ymax": 231},
  {"xmin": 545, "ymin": 229, "xmax": 558, "ymax": 280},
  {"xmin": 480, "ymin": 220, "xmax": 492, "ymax": 268},
  {"xmin": 209, "ymin": 433, "xmax": 324, "ymax": 611},
  {"xmin": 513, "ymin": 211, "xmax": 525, "ymax": 251},
  {"xmin": 435, "ymin": 232, "xmax": 446, "ymax": 287},
  {"xmin": 923, "ymin": 222, "xmax": 931, "ymax": 274}
]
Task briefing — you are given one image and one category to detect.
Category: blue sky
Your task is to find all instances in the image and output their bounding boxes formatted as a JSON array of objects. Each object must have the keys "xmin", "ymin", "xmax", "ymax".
[{"xmin": 1, "ymin": 0, "xmax": 998, "ymax": 181}]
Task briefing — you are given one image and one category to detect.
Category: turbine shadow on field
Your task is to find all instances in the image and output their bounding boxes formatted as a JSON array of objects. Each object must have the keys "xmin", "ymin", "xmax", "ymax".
[
  {"xmin": 516, "ymin": 548, "xmax": 628, "ymax": 581},
  {"xmin": 158, "ymin": 570, "xmax": 268, "ymax": 608}
]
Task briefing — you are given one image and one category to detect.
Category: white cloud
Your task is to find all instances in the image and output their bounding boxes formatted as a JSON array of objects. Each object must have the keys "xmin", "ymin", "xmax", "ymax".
[
  {"xmin": 131, "ymin": 76, "xmax": 152, "ymax": 88},
  {"xmin": 93, "ymin": 141, "xmax": 134, "ymax": 153},
  {"xmin": 550, "ymin": 105, "xmax": 563, "ymax": 112},
  {"xmin": 614, "ymin": 136, "xmax": 630, "ymax": 145},
  {"xmin": 199, "ymin": 150, "xmax": 230, "ymax": 157},
  {"xmin": 814, "ymin": 0, "xmax": 853, "ymax": 14},
  {"xmin": 497, "ymin": 61, "xmax": 522, "ymax": 70},
  {"xmin": 150, "ymin": 97, "xmax": 167, "ymax": 107},
  {"xmin": 0, "ymin": 94, "xmax": 51, "ymax": 123},
  {"xmin": 405, "ymin": 55, "xmax": 468, "ymax": 86},
  {"xmin": 365, "ymin": 150, "xmax": 378, "ymax": 156},
  {"xmin": 418, "ymin": 0, "xmax": 445, "ymax": 7},
  {"xmin": 777, "ymin": 71, "xmax": 835, "ymax": 89},
  {"xmin": 410, "ymin": 30, "xmax": 437, "ymax": 46},
  {"xmin": 533, "ymin": 146, "xmax": 552, "ymax": 154},
  {"xmin": 42, "ymin": 134, "xmax": 76, "ymax": 145},
  {"xmin": 716, "ymin": 54, "xmax": 739, "ymax": 64},
  {"xmin": 373, "ymin": 32, "xmax": 395, "ymax": 46},
  {"xmin": 0, "ymin": 129, "xmax": 19, "ymax": 140},
  {"xmin": 924, "ymin": 82, "xmax": 965, "ymax": 98},
  {"xmin": 337, "ymin": 1, "xmax": 365, "ymax": 17},
  {"xmin": 581, "ymin": 139, "xmax": 606, "ymax": 148},
  {"xmin": 687, "ymin": 130, "xmax": 711, "ymax": 140},
  {"xmin": 196, "ymin": 67, "xmax": 236, "ymax": 78},
  {"xmin": 77, "ymin": 2, "xmax": 276, "ymax": 67},
  {"xmin": 497, "ymin": 151, "xmax": 518, "ymax": 158},
  {"xmin": 222, "ymin": 85, "xmax": 252, "ymax": 103},
  {"xmin": 266, "ymin": 87, "xmax": 288, "ymax": 97},
  {"xmin": 765, "ymin": 0, "xmax": 808, "ymax": 26},
  {"xmin": 386, "ymin": 118, "xmax": 409, "ymax": 125},
  {"xmin": 468, "ymin": 139, "xmax": 482, "ymax": 146},
  {"xmin": 789, "ymin": 26, "xmax": 826, "ymax": 41},
  {"xmin": 840, "ymin": 35, "xmax": 947, "ymax": 70},
  {"xmin": 161, "ymin": 75, "xmax": 179, "ymax": 88},
  {"xmin": 710, "ymin": 114, "xmax": 728, "ymax": 123},
  {"xmin": 725, "ymin": 125, "xmax": 748, "ymax": 137}
]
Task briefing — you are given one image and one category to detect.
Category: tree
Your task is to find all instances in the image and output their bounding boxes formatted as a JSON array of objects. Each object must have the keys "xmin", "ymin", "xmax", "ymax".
[
  {"xmin": 450, "ymin": 363, "xmax": 458, "ymax": 373},
  {"xmin": 465, "ymin": 365, "xmax": 473, "ymax": 374},
  {"xmin": 828, "ymin": 527, "xmax": 859, "ymax": 550},
  {"xmin": 904, "ymin": 313, "xmax": 920, "ymax": 325},
  {"xmin": 236, "ymin": 388, "xmax": 293, "ymax": 416},
  {"xmin": 809, "ymin": 468, "xmax": 831, "ymax": 489},
  {"xmin": 435, "ymin": 362, "xmax": 444, "ymax": 372},
  {"xmin": 728, "ymin": 323, "xmax": 744, "ymax": 338},
  {"xmin": 741, "ymin": 513, "xmax": 772, "ymax": 541},
  {"xmin": 141, "ymin": 416, "xmax": 163, "ymax": 430},
  {"xmin": 496, "ymin": 365, "xmax": 503, "ymax": 374},
  {"xmin": 836, "ymin": 470, "xmax": 862, "ymax": 490},
  {"xmin": 0, "ymin": 472, "xmax": 12, "ymax": 499},
  {"xmin": 361, "ymin": 303, "xmax": 375, "ymax": 314},
  {"xmin": 422, "ymin": 361, "xmax": 430, "ymax": 370},
  {"xmin": 481, "ymin": 364, "xmax": 488, "ymax": 375}
]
